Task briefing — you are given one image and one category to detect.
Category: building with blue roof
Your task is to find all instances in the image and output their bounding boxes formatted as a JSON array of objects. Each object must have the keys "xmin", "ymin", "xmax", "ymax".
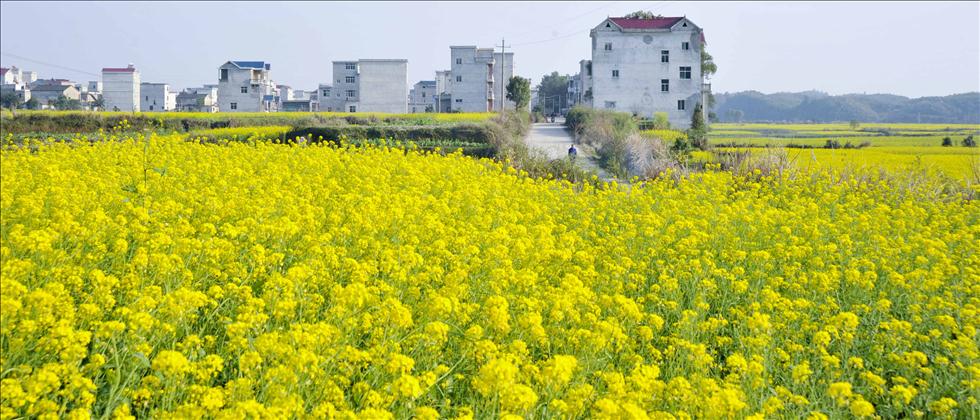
[{"xmin": 217, "ymin": 60, "xmax": 279, "ymax": 112}]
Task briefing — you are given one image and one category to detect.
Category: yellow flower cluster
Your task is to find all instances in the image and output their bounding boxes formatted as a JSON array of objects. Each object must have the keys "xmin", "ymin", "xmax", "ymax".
[{"xmin": 1, "ymin": 134, "xmax": 977, "ymax": 418}]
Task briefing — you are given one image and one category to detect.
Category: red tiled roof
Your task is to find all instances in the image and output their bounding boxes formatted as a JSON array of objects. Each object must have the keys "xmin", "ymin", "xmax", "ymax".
[
  {"xmin": 608, "ymin": 17, "xmax": 684, "ymax": 30},
  {"xmin": 102, "ymin": 67, "xmax": 136, "ymax": 73}
]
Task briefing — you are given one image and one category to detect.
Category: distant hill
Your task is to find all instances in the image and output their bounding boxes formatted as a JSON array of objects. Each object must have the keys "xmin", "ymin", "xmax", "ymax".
[{"xmin": 713, "ymin": 91, "xmax": 980, "ymax": 123}]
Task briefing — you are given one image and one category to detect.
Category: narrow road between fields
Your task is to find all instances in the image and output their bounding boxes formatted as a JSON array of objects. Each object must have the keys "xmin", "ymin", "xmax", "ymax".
[{"xmin": 525, "ymin": 119, "xmax": 612, "ymax": 181}]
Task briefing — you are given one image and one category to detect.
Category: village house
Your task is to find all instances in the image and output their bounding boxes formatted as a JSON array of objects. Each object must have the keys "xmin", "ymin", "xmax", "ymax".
[
  {"xmin": 29, "ymin": 83, "xmax": 80, "ymax": 108},
  {"xmin": 328, "ymin": 59, "xmax": 407, "ymax": 113},
  {"xmin": 446, "ymin": 46, "xmax": 514, "ymax": 112},
  {"xmin": 217, "ymin": 61, "xmax": 278, "ymax": 112},
  {"xmin": 176, "ymin": 86, "xmax": 218, "ymax": 112},
  {"xmin": 140, "ymin": 82, "xmax": 176, "ymax": 111},
  {"xmin": 102, "ymin": 64, "xmax": 140, "ymax": 112},
  {"xmin": 582, "ymin": 16, "xmax": 706, "ymax": 128},
  {"xmin": 409, "ymin": 80, "xmax": 436, "ymax": 113}
]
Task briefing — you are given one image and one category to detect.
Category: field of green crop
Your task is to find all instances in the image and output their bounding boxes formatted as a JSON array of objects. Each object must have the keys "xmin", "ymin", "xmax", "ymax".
[{"xmin": 707, "ymin": 123, "xmax": 979, "ymax": 182}]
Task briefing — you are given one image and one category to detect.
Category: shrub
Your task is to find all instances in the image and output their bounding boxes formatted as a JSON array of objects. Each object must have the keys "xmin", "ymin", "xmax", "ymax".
[
  {"xmin": 963, "ymin": 135, "xmax": 976, "ymax": 147},
  {"xmin": 942, "ymin": 137, "xmax": 953, "ymax": 147}
]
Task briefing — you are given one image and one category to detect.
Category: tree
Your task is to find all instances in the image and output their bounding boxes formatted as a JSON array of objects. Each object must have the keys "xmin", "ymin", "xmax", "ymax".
[
  {"xmin": 652, "ymin": 112, "xmax": 670, "ymax": 129},
  {"xmin": 849, "ymin": 120, "xmax": 861, "ymax": 130},
  {"xmin": 536, "ymin": 71, "xmax": 570, "ymax": 114},
  {"xmin": 963, "ymin": 135, "xmax": 977, "ymax": 147},
  {"xmin": 23, "ymin": 97, "xmax": 39, "ymax": 110},
  {"xmin": 1, "ymin": 91, "xmax": 20, "ymax": 109},
  {"xmin": 624, "ymin": 10, "xmax": 662, "ymax": 19},
  {"xmin": 726, "ymin": 109, "xmax": 744, "ymax": 124},
  {"xmin": 701, "ymin": 50, "xmax": 717, "ymax": 79},
  {"xmin": 506, "ymin": 76, "xmax": 531, "ymax": 111},
  {"xmin": 92, "ymin": 96, "xmax": 105, "ymax": 111},
  {"xmin": 53, "ymin": 95, "xmax": 82, "ymax": 110},
  {"xmin": 688, "ymin": 103, "xmax": 708, "ymax": 149}
]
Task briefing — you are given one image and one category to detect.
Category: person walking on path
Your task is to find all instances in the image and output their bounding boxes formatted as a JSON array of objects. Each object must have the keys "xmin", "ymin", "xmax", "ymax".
[{"xmin": 568, "ymin": 144, "xmax": 578, "ymax": 162}]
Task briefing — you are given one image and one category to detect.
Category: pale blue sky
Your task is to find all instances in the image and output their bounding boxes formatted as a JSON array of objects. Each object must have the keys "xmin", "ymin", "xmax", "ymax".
[{"xmin": 1, "ymin": 1, "xmax": 978, "ymax": 97}]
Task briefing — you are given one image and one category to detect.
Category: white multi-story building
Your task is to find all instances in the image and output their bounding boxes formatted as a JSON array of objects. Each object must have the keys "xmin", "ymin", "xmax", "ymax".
[
  {"xmin": 140, "ymin": 83, "xmax": 176, "ymax": 111},
  {"xmin": 434, "ymin": 70, "xmax": 452, "ymax": 112},
  {"xmin": 315, "ymin": 84, "xmax": 332, "ymax": 111},
  {"xmin": 328, "ymin": 59, "xmax": 407, "ymax": 113},
  {"xmin": 217, "ymin": 61, "xmax": 278, "ymax": 112},
  {"xmin": 409, "ymin": 80, "xmax": 436, "ymax": 113},
  {"xmin": 584, "ymin": 16, "xmax": 705, "ymax": 128},
  {"xmin": 102, "ymin": 64, "xmax": 140, "ymax": 112},
  {"xmin": 446, "ymin": 46, "xmax": 515, "ymax": 112}
]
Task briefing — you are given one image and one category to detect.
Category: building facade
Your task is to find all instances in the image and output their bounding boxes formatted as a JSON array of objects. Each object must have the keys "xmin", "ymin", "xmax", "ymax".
[
  {"xmin": 140, "ymin": 82, "xmax": 175, "ymax": 111},
  {"xmin": 586, "ymin": 16, "xmax": 704, "ymax": 128},
  {"xmin": 409, "ymin": 80, "xmax": 436, "ymax": 113},
  {"xmin": 29, "ymin": 84, "xmax": 80, "ymax": 108},
  {"xmin": 446, "ymin": 46, "xmax": 515, "ymax": 112},
  {"xmin": 176, "ymin": 86, "xmax": 218, "ymax": 112},
  {"xmin": 217, "ymin": 61, "xmax": 278, "ymax": 112},
  {"xmin": 328, "ymin": 59, "xmax": 407, "ymax": 113},
  {"xmin": 102, "ymin": 64, "xmax": 140, "ymax": 112}
]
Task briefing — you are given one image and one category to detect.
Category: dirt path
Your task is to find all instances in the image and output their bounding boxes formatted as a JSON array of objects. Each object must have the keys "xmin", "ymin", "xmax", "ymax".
[{"xmin": 525, "ymin": 119, "xmax": 612, "ymax": 181}]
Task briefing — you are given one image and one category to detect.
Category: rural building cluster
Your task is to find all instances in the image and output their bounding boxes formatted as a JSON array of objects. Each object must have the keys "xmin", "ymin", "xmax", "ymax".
[{"xmin": 1, "ymin": 15, "xmax": 707, "ymax": 126}]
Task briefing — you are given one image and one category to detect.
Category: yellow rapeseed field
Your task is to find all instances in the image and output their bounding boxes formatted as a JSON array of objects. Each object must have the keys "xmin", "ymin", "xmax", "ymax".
[{"xmin": 1, "ymin": 135, "xmax": 978, "ymax": 419}]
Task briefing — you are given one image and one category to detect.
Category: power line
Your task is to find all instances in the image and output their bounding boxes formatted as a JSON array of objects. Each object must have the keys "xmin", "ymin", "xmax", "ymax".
[
  {"xmin": 0, "ymin": 52, "xmax": 101, "ymax": 78},
  {"xmin": 508, "ymin": 2, "xmax": 621, "ymax": 40}
]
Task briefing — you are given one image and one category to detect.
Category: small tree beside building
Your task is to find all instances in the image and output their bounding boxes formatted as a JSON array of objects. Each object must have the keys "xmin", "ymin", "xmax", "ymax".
[{"xmin": 506, "ymin": 76, "xmax": 531, "ymax": 111}]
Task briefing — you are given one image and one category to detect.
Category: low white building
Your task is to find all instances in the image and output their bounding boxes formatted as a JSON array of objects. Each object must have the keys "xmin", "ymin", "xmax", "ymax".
[
  {"xmin": 409, "ymin": 80, "xmax": 436, "ymax": 113},
  {"xmin": 176, "ymin": 86, "xmax": 218, "ymax": 112},
  {"xmin": 315, "ymin": 84, "xmax": 332, "ymax": 111},
  {"xmin": 446, "ymin": 46, "xmax": 515, "ymax": 112},
  {"xmin": 102, "ymin": 64, "xmax": 140, "ymax": 112},
  {"xmin": 585, "ymin": 16, "xmax": 705, "ymax": 128},
  {"xmin": 140, "ymin": 82, "xmax": 176, "ymax": 111},
  {"xmin": 217, "ymin": 61, "xmax": 278, "ymax": 112},
  {"xmin": 328, "ymin": 59, "xmax": 407, "ymax": 113}
]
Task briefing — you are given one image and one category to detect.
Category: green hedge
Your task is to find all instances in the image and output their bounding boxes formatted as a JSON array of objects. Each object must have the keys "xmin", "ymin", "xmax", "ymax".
[{"xmin": 283, "ymin": 124, "xmax": 495, "ymax": 145}]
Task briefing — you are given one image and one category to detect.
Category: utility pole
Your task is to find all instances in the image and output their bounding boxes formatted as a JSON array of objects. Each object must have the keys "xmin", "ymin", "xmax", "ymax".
[{"xmin": 496, "ymin": 38, "xmax": 510, "ymax": 113}]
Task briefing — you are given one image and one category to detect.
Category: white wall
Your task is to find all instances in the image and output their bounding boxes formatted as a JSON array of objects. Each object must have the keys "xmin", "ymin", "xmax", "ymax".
[
  {"xmin": 102, "ymin": 70, "xmax": 140, "ymax": 112},
  {"xmin": 217, "ymin": 64, "xmax": 277, "ymax": 112},
  {"xmin": 140, "ymin": 83, "xmax": 174, "ymax": 112},
  {"xmin": 358, "ymin": 60, "xmax": 408, "ymax": 113},
  {"xmin": 590, "ymin": 19, "xmax": 703, "ymax": 128}
]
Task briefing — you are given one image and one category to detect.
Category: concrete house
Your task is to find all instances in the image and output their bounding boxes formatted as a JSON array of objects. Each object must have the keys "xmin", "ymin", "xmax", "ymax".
[
  {"xmin": 102, "ymin": 65, "xmax": 140, "ymax": 112},
  {"xmin": 315, "ymin": 84, "xmax": 332, "ymax": 111},
  {"xmin": 434, "ymin": 70, "xmax": 452, "ymax": 112},
  {"xmin": 328, "ymin": 59, "xmax": 407, "ymax": 113},
  {"xmin": 176, "ymin": 86, "xmax": 218, "ymax": 112},
  {"xmin": 217, "ymin": 61, "xmax": 278, "ymax": 112},
  {"xmin": 409, "ymin": 80, "xmax": 436, "ymax": 113},
  {"xmin": 585, "ymin": 16, "xmax": 706, "ymax": 128},
  {"xmin": 446, "ymin": 46, "xmax": 514, "ymax": 112},
  {"xmin": 140, "ymin": 83, "xmax": 175, "ymax": 111},
  {"xmin": 30, "ymin": 84, "xmax": 80, "ymax": 108}
]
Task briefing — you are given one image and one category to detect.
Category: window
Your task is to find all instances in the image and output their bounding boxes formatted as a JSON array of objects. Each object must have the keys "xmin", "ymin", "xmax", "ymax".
[
  {"xmin": 421, "ymin": 92, "xmax": 426, "ymax": 98},
  {"xmin": 456, "ymin": 76, "xmax": 462, "ymax": 82},
  {"xmin": 230, "ymin": 102, "xmax": 237, "ymax": 110},
  {"xmin": 344, "ymin": 76, "xmax": 355, "ymax": 84},
  {"xmin": 145, "ymin": 95, "xmax": 148, "ymax": 101},
  {"xmin": 149, "ymin": 105, "xmax": 154, "ymax": 111},
  {"xmin": 680, "ymin": 66, "xmax": 692, "ymax": 79},
  {"xmin": 349, "ymin": 105, "xmax": 356, "ymax": 112},
  {"xmin": 346, "ymin": 90, "xmax": 356, "ymax": 98},
  {"xmin": 661, "ymin": 50, "xmax": 669, "ymax": 63},
  {"xmin": 604, "ymin": 101, "xmax": 616, "ymax": 109},
  {"xmin": 612, "ymin": 70, "xmax": 619, "ymax": 78},
  {"xmin": 677, "ymin": 100, "xmax": 686, "ymax": 110},
  {"xmin": 456, "ymin": 58, "xmax": 462, "ymax": 64},
  {"xmin": 682, "ymin": 42, "xmax": 690, "ymax": 50},
  {"xmin": 661, "ymin": 79, "xmax": 669, "ymax": 92},
  {"xmin": 220, "ymin": 69, "xmax": 228, "ymax": 81},
  {"xmin": 322, "ymin": 89, "xmax": 329, "ymax": 96},
  {"xmin": 586, "ymin": 63, "xmax": 592, "ymax": 76},
  {"xmin": 455, "ymin": 99, "xmax": 463, "ymax": 103},
  {"xmin": 241, "ymin": 86, "xmax": 248, "ymax": 93},
  {"xmin": 604, "ymin": 42, "xmax": 612, "ymax": 51},
  {"xmin": 345, "ymin": 63, "xmax": 356, "ymax": 70}
]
